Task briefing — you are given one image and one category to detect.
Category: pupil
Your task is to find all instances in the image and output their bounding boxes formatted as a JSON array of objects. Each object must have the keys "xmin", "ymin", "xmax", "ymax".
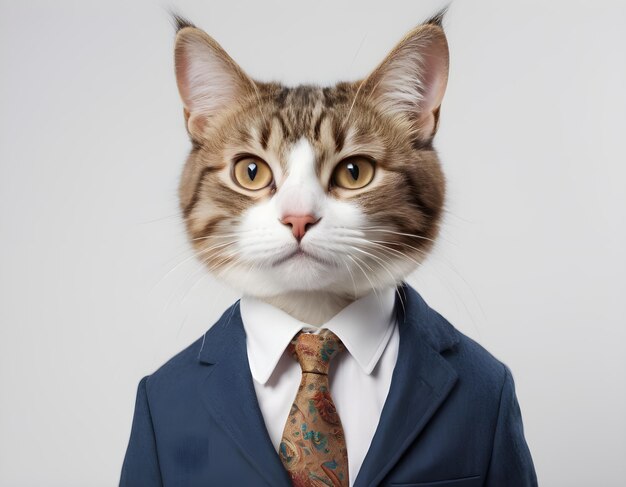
[
  {"xmin": 247, "ymin": 162, "xmax": 258, "ymax": 180},
  {"xmin": 347, "ymin": 162, "xmax": 359, "ymax": 180}
]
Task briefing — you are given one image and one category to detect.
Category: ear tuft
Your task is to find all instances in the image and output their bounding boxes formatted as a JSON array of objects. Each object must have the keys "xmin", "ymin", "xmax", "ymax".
[
  {"xmin": 169, "ymin": 10, "xmax": 196, "ymax": 33},
  {"xmin": 423, "ymin": 5, "xmax": 449, "ymax": 28}
]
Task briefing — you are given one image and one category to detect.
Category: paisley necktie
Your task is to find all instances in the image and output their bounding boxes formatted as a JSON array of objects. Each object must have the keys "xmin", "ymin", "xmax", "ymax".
[{"xmin": 278, "ymin": 329, "xmax": 349, "ymax": 487}]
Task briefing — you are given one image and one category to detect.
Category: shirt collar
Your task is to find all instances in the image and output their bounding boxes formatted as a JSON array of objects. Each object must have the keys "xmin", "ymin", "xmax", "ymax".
[{"xmin": 240, "ymin": 286, "xmax": 397, "ymax": 385}]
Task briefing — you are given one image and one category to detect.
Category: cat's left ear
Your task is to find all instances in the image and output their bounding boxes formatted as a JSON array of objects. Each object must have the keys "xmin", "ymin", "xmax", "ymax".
[
  {"xmin": 360, "ymin": 14, "xmax": 449, "ymax": 141},
  {"xmin": 173, "ymin": 18, "xmax": 257, "ymax": 139}
]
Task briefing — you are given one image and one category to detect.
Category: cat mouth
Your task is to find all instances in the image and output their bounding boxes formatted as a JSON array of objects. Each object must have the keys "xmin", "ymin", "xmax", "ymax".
[{"xmin": 271, "ymin": 247, "xmax": 332, "ymax": 267}]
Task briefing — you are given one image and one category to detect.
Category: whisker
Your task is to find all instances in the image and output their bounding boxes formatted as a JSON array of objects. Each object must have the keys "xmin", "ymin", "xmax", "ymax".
[
  {"xmin": 152, "ymin": 239, "xmax": 238, "ymax": 293},
  {"xmin": 136, "ymin": 213, "xmax": 181, "ymax": 225},
  {"xmin": 339, "ymin": 255, "xmax": 359, "ymax": 300},
  {"xmin": 357, "ymin": 245, "xmax": 411, "ymax": 319},
  {"xmin": 163, "ymin": 237, "xmax": 238, "ymax": 265},
  {"xmin": 190, "ymin": 229, "xmax": 261, "ymax": 242},
  {"xmin": 359, "ymin": 226, "xmax": 440, "ymax": 244},
  {"xmin": 345, "ymin": 244, "xmax": 402, "ymax": 284},
  {"xmin": 347, "ymin": 253, "xmax": 383, "ymax": 310},
  {"xmin": 163, "ymin": 249, "xmax": 239, "ymax": 315},
  {"xmin": 359, "ymin": 240, "xmax": 424, "ymax": 268},
  {"xmin": 360, "ymin": 238, "xmax": 485, "ymax": 335},
  {"xmin": 180, "ymin": 257, "xmax": 225, "ymax": 305}
]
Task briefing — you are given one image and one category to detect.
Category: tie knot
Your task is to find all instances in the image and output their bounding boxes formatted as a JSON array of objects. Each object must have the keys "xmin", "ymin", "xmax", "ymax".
[{"xmin": 289, "ymin": 329, "xmax": 344, "ymax": 375}]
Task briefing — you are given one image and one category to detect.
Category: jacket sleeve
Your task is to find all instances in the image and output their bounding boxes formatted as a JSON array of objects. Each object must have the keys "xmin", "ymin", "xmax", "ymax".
[
  {"xmin": 485, "ymin": 366, "xmax": 538, "ymax": 486},
  {"xmin": 119, "ymin": 376, "xmax": 163, "ymax": 487}
]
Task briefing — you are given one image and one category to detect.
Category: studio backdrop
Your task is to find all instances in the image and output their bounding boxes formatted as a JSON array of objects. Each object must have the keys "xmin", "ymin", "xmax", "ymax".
[{"xmin": 0, "ymin": 0, "xmax": 624, "ymax": 486}]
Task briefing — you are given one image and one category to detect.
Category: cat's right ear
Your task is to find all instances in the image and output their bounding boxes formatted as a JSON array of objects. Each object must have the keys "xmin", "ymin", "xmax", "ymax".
[
  {"xmin": 358, "ymin": 12, "xmax": 450, "ymax": 141},
  {"xmin": 174, "ymin": 21, "xmax": 257, "ymax": 139}
]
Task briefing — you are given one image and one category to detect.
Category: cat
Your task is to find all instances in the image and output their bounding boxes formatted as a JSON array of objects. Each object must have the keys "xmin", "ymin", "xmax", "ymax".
[
  {"xmin": 173, "ymin": 11, "xmax": 448, "ymax": 326},
  {"xmin": 120, "ymin": 13, "xmax": 538, "ymax": 485}
]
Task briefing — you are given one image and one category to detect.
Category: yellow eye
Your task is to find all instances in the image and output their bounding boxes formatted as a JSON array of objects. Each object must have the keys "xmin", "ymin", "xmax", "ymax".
[
  {"xmin": 233, "ymin": 156, "xmax": 273, "ymax": 190},
  {"xmin": 332, "ymin": 156, "xmax": 375, "ymax": 190}
]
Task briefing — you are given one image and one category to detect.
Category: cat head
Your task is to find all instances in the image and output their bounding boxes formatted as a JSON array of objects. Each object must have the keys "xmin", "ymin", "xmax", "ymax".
[{"xmin": 173, "ymin": 12, "xmax": 449, "ymax": 300}]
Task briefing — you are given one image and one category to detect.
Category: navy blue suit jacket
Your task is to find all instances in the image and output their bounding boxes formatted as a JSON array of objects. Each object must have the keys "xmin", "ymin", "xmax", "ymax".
[{"xmin": 120, "ymin": 282, "xmax": 537, "ymax": 486}]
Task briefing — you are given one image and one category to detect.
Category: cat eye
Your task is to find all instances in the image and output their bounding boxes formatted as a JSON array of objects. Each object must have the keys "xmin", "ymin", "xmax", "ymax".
[
  {"xmin": 232, "ymin": 156, "xmax": 273, "ymax": 190},
  {"xmin": 331, "ymin": 156, "xmax": 375, "ymax": 190}
]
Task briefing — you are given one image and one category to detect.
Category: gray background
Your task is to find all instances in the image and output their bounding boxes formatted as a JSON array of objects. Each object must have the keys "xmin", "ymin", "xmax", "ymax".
[{"xmin": 1, "ymin": 0, "xmax": 625, "ymax": 485}]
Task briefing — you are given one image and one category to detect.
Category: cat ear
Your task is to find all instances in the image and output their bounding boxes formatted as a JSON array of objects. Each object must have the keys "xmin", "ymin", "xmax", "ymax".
[
  {"xmin": 174, "ymin": 21, "xmax": 257, "ymax": 138},
  {"xmin": 360, "ymin": 15, "xmax": 449, "ymax": 140}
]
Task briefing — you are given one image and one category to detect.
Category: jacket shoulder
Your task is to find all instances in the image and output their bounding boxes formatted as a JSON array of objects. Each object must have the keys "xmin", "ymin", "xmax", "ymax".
[
  {"xmin": 142, "ymin": 333, "xmax": 205, "ymax": 396},
  {"xmin": 422, "ymin": 301, "xmax": 510, "ymax": 397},
  {"xmin": 454, "ymin": 328, "xmax": 508, "ymax": 381},
  {"xmin": 141, "ymin": 306, "xmax": 235, "ymax": 396}
]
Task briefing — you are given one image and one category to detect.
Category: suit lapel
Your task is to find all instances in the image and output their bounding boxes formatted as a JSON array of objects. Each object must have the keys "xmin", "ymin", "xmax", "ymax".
[
  {"xmin": 196, "ymin": 301, "xmax": 292, "ymax": 487},
  {"xmin": 354, "ymin": 282, "xmax": 460, "ymax": 487}
]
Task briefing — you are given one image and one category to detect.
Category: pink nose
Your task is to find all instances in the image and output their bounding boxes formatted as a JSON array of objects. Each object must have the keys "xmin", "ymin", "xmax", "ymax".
[{"xmin": 280, "ymin": 214, "xmax": 321, "ymax": 241}]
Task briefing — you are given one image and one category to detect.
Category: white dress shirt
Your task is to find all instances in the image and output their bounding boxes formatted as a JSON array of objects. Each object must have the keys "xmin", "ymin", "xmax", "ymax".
[{"xmin": 239, "ymin": 286, "xmax": 399, "ymax": 486}]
